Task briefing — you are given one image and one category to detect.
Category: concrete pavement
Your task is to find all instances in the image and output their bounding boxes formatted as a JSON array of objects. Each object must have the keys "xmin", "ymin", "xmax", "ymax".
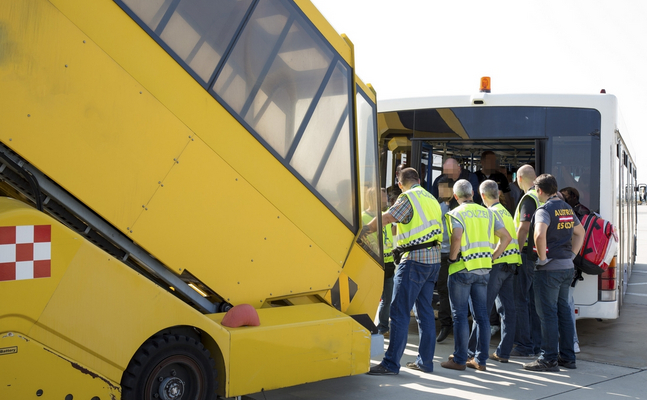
[{"xmin": 244, "ymin": 206, "xmax": 647, "ymax": 400}]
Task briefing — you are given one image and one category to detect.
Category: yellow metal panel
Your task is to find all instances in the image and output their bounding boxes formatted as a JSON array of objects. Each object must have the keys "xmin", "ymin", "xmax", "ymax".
[
  {"xmin": 357, "ymin": 76, "xmax": 377, "ymax": 103},
  {"xmin": 0, "ymin": 0, "xmax": 190, "ymax": 233},
  {"xmin": 340, "ymin": 244, "xmax": 383, "ymax": 318},
  {"xmin": 31, "ymin": 235, "xmax": 231, "ymax": 385},
  {"xmin": 130, "ymin": 136, "xmax": 341, "ymax": 306},
  {"xmin": 207, "ymin": 304, "xmax": 370, "ymax": 397},
  {"xmin": 0, "ymin": 333, "xmax": 120, "ymax": 400},
  {"xmin": 0, "ymin": 198, "xmax": 82, "ymax": 336},
  {"xmin": 43, "ymin": 0, "xmax": 356, "ymax": 267}
]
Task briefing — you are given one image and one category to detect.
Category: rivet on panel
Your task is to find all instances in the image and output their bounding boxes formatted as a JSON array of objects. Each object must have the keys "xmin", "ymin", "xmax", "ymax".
[
  {"xmin": 139, "ymin": 91, "xmax": 142, "ymax": 94},
  {"xmin": 27, "ymin": 114, "xmax": 30, "ymax": 117},
  {"xmin": 83, "ymin": 40, "xmax": 86, "ymax": 43},
  {"xmin": 65, "ymin": 64, "xmax": 68, "ymax": 68},
  {"xmin": 36, "ymin": 389, "xmax": 43, "ymax": 397},
  {"xmin": 145, "ymin": 208, "xmax": 148, "ymax": 211}
]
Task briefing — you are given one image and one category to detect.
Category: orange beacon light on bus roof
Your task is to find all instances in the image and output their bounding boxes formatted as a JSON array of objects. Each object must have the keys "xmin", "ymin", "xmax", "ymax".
[{"xmin": 480, "ymin": 76, "xmax": 491, "ymax": 93}]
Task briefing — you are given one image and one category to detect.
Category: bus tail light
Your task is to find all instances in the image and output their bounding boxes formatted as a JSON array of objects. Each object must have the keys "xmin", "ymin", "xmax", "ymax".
[{"xmin": 598, "ymin": 256, "xmax": 617, "ymax": 301}]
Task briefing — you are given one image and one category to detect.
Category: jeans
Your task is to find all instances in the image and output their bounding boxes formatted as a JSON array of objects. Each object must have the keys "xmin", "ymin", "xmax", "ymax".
[
  {"xmin": 534, "ymin": 268, "xmax": 576, "ymax": 363},
  {"xmin": 448, "ymin": 271, "xmax": 490, "ymax": 365},
  {"xmin": 438, "ymin": 254, "xmax": 452, "ymax": 327},
  {"xmin": 381, "ymin": 260, "xmax": 441, "ymax": 373},
  {"xmin": 568, "ymin": 282, "xmax": 579, "ymax": 345},
  {"xmin": 377, "ymin": 275, "xmax": 394, "ymax": 334},
  {"xmin": 513, "ymin": 253, "xmax": 542, "ymax": 355},
  {"xmin": 468, "ymin": 263, "xmax": 516, "ymax": 359}
]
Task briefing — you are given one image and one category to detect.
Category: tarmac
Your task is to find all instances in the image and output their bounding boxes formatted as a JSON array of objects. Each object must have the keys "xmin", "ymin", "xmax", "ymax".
[{"xmin": 245, "ymin": 206, "xmax": 647, "ymax": 400}]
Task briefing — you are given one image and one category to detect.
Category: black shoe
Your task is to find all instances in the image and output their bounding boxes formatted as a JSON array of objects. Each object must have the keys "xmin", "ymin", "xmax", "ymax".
[
  {"xmin": 558, "ymin": 358, "xmax": 577, "ymax": 369},
  {"xmin": 367, "ymin": 364, "xmax": 397, "ymax": 375},
  {"xmin": 523, "ymin": 359, "xmax": 559, "ymax": 372},
  {"xmin": 510, "ymin": 348, "xmax": 536, "ymax": 358},
  {"xmin": 437, "ymin": 326, "xmax": 452, "ymax": 343}
]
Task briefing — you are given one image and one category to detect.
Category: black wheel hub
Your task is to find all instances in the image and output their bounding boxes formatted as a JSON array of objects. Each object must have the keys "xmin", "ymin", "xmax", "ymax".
[
  {"xmin": 145, "ymin": 355, "xmax": 204, "ymax": 400},
  {"xmin": 159, "ymin": 377, "xmax": 185, "ymax": 400}
]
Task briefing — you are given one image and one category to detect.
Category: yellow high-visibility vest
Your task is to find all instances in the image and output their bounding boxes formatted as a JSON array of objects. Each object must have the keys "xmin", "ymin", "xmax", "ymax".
[{"xmin": 446, "ymin": 202, "xmax": 495, "ymax": 275}]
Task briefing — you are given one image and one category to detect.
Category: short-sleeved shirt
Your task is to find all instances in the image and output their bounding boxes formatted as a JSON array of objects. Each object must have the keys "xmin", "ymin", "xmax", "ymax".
[
  {"xmin": 388, "ymin": 186, "xmax": 441, "ymax": 265},
  {"xmin": 475, "ymin": 171, "xmax": 511, "ymax": 193},
  {"xmin": 534, "ymin": 204, "xmax": 581, "ymax": 270},
  {"xmin": 450, "ymin": 205, "xmax": 504, "ymax": 274},
  {"xmin": 518, "ymin": 196, "xmax": 538, "ymax": 223}
]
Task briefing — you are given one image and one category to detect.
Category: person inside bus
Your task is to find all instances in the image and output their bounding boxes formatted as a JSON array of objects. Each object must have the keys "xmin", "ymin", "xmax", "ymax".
[
  {"xmin": 523, "ymin": 174, "xmax": 585, "ymax": 372},
  {"xmin": 435, "ymin": 175, "xmax": 458, "ymax": 343},
  {"xmin": 560, "ymin": 187, "xmax": 591, "ymax": 221},
  {"xmin": 431, "ymin": 158, "xmax": 481, "ymax": 204},
  {"xmin": 475, "ymin": 151, "xmax": 514, "ymax": 214},
  {"xmin": 510, "ymin": 164, "xmax": 542, "ymax": 358}
]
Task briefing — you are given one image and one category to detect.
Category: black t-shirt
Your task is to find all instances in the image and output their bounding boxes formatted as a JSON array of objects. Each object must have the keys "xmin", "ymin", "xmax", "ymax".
[
  {"xmin": 518, "ymin": 196, "xmax": 537, "ymax": 222},
  {"xmin": 475, "ymin": 170, "xmax": 511, "ymax": 193}
]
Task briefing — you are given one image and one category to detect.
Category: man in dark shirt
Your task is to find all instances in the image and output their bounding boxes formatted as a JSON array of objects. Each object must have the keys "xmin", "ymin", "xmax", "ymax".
[
  {"xmin": 559, "ymin": 187, "xmax": 591, "ymax": 221},
  {"xmin": 510, "ymin": 164, "xmax": 543, "ymax": 358},
  {"xmin": 431, "ymin": 158, "xmax": 481, "ymax": 204},
  {"xmin": 475, "ymin": 151, "xmax": 513, "ymax": 214}
]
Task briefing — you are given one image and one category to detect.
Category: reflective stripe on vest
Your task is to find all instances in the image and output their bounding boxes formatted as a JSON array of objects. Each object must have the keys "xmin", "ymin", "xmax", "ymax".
[
  {"xmin": 514, "ymin": 188, "xmax": 542, "ymax": 247},
  {"xmin": 394, "ymin": 186, "xmax": 443, "ymax": 248},
  {"xmin": 383, "ymin": 223, "xmax": 395, "ymax": 263},
  {"xmin": 491, "ymin": 203, "xmax": 522, "ymax": 265},
  {"xmin": 446, "ymin": 203, "xmax": 495, "ymax": 274}
]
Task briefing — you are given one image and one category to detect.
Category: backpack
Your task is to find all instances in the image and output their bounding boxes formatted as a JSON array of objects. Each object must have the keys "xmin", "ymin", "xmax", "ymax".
[{"xmin": 573, "ymin": 213, "xmax": 618, "ymax": 275}]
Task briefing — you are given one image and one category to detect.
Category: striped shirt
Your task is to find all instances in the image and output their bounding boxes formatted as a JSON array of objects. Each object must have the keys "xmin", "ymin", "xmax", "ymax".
[{"xmin": 389, "ymin": 185, "xmax": 441, "ymax": 265}]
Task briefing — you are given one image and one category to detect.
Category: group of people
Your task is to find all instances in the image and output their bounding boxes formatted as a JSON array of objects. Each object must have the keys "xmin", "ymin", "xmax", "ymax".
[{"xmin": 360, "ymin": 155, "xmax": 587, "ymax": 375}]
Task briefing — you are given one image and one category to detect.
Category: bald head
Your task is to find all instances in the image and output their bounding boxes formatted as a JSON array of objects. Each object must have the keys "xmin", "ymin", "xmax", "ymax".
[
  {"xmin": 443, "ymin": 158, "xmax": 461, "ymax": 180},
  {"xmin": 517, "ymin": 164, "xmax": 536, "ymax": 192}
]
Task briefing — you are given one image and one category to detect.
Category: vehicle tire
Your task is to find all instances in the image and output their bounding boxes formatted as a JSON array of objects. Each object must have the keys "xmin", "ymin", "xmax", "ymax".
[{"xmin": 121, "ymin": 334, "xmax": 217, "ymax": 400}]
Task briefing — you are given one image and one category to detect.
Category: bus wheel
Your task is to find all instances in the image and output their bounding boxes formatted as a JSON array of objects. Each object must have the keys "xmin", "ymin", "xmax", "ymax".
[{"xmin": 121, "ymin": 334, "xmax": 217, "ymax": 400}]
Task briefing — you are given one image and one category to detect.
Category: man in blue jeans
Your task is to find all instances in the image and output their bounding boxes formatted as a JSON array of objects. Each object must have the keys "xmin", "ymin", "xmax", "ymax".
[
  {"xmin": 511, "ymin": 165, "xmax": 543, "ymax": 358},
  {"xmin": 523, "ymin": 174, "xmax": 585, "ymax": 372},
  {"xmin": 441, "ymin": 179, "xmax": 511, "ymax": 371},
  {"xmin": 467, "ymin": 180, "xmax": 522, "ymax": 364},
  {"xmin": 361, "ymin": 168, "xmax": 443, "ymax": 375}
]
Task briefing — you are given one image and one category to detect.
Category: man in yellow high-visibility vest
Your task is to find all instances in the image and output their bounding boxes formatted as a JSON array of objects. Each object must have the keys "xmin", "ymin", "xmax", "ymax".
[
  {"xmin": 466, "ymin": 180, "xmax": 522, "ymax": 364},
  {"xmin": 511, "ymin": 164, "xmax": 543, "ymax": 358},
  {"xmin": 362, "ymin": 168, "xmax": 443, "ymax": 375},
  {"xmin": 441, "ymin": 179, "xmax": 511, "ymax": 371}
]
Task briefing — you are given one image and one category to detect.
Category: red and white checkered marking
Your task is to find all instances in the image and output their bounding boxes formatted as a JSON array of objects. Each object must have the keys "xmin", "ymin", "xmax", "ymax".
[{"xmin": 0, "ymin": 225, "xmax": 51, "ymax": 281}]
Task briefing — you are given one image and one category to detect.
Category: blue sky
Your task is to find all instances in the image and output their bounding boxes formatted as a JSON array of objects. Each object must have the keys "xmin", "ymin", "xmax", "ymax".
[{"xmin": 312, "ymin": 0, "xmax": 647, "ymax": 182}]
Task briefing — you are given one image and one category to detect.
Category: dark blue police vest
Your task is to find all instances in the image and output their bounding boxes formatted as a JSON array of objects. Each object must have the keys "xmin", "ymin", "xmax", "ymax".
[{"xmin": 535, "ymin": 198, "xmax": 576, "ymax": 260}]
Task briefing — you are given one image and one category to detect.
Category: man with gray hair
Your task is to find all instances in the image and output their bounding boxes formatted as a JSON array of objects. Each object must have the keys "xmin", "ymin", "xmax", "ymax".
[
  {"xmin": 466, "ymin": 180, "xmax": 522, "ymax": 364},
  {"xmin": 441, "ymin": 179, "xmax": 511, "ymax": 371}
]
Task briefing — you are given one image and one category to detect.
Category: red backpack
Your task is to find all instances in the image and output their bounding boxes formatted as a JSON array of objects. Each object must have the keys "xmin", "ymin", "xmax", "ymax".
[{"xmin": 573, "ymin": 214, "xmax": 618, "ymax": 275}]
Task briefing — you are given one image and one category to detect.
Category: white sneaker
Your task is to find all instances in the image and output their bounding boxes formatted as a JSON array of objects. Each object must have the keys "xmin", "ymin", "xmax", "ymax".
[
  {"xmin": 490, "ymin": 325, "xmax": 501, "ymax": 336},
  {"xmin": 574, "ymin": 342, "xmax": 580, "ymax": 353}
]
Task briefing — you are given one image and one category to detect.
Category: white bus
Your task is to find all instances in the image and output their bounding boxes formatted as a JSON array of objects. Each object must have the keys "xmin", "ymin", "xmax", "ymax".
[{"xmin": 378, "ymin": 89, "xmax": 637, "ymax": 319}]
